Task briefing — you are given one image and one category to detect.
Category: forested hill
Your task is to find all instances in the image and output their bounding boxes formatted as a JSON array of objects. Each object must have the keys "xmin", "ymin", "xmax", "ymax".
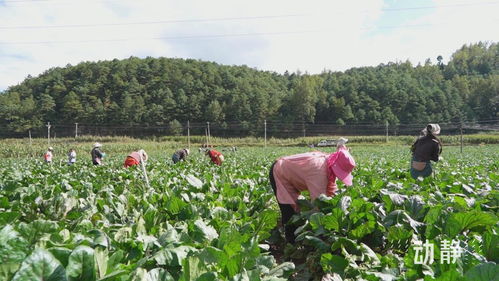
[{"xmin": 0, "ymin": 42, "xmax": 497, "ymax": 134}]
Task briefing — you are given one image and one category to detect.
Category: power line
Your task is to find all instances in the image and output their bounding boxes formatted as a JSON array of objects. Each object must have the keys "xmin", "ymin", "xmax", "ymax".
[
  {"xmin": 4, "ymin": 0, "xmax": 498, "ymax": 8},
  {"xmin": 2, "ymin": 0, "xmax": 53, "ymax": 2},
  {"xmin": 2, "ymin": 18, "xmax": 498, "ymax": 45},
  {"xmin": 2, "ymin": 0, "xmax": 120, "ymax": 3},
  {"xmin": 1, "ymin": 1, "xmax": 498, "ymax": 30},
  {"xmin": 47, "ymin": 119, "xmax": 499, "ymax": 129},
  {"xmin": 0, "ymin": 29, "xmax": 322, "ymax": 45},
  {"xmin": 0, "ymin": 14, "xmax": 304, "ymax": 30},
  {"xmin": 380, "ymin": 1, "xmax": 499, "ymax": 11}
]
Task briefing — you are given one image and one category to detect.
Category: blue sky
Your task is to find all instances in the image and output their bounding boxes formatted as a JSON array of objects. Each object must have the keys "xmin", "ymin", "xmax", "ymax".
[
  {"xmin": 0, "ymin": 0, "xmax": 498, "ymax": 91},
  {"xmin": 370, "ymin": 0, "xmax": 434, "ymax": 36}
]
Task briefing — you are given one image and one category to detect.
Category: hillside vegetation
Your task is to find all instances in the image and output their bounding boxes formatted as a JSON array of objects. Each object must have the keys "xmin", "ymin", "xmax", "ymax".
[{"xmin": 0, "ymin": 42, "xmax": 497, "ymax": 135}]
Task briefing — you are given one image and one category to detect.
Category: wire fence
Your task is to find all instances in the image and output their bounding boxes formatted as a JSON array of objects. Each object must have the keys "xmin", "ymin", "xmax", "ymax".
[{"xmin": 1, "ymin": 119, "xmax": 498, "ymax": 139}]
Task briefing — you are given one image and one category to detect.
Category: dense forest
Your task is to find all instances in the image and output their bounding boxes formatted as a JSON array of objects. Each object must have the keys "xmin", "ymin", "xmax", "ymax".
[{"xmin": 0, "ymin": 42, "xmax": 497, "ymax": 136}]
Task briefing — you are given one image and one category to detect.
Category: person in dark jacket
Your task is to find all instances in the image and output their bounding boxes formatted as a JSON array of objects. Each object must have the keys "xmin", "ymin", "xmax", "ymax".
[
  {"xmin": 410, "ymin": 124, "xmax": 442, "ymax": 179},
  {"xmin": 172, "ymin": 148, "xmax": 189, "ymax": 164},
  {"xmin": 91, "ymin": 142, "xmax": 105, "ymax": 165}
]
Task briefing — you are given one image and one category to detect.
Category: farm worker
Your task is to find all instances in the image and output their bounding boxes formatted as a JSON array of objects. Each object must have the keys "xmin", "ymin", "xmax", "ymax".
[
  {"xmin": 124, "ymin": 149, "xmax": 148, "ymax": 168},
  {"xmin": 410, "ymin": 124, "xmax": 442, "ymax": 179},
  {"xmin": 269, "ymin": 137, "xmax": 355, "ymax": 243},
  {"xmin": 172, "ymin": 148, "xmax": 189, "ymax": 164},
  {"xmin": 91, "ymin": 142, "xmax": 105, "ymax": 165},
  {"xmin": 67, "ymin": 149, "xmax": 76, "ymax": 165},
  {"xmin": 44, "ymin": 147, "xmax": 54, "ymax": 163},
  {"xmin": 206, "ymin": 149, "xmax": 224, "ymax": 166}
]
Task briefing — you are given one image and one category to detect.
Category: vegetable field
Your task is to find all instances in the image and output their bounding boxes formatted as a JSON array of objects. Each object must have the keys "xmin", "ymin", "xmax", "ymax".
[{"xmin": 0, "ymin": 144, "xmax": 498, "ymax": 281}]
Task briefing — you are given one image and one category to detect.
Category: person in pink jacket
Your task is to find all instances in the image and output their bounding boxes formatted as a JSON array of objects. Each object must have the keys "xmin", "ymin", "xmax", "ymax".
[
  {"xmin": 269, "ymin": 137, "xmax": 355, "ymax": 242},
  {"xmin": 124, "ymin": 149, "xmax": 148, "ymax": 168}
]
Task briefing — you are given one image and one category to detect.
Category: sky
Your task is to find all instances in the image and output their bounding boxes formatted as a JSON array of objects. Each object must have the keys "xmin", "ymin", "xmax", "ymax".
[{"xmin": 0, "ymin": 0, "xmax": 498, "ymax": 91}]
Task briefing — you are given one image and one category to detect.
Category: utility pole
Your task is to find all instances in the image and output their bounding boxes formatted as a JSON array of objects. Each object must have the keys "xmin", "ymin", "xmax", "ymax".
[
  {"xmin": 207, "ymin": 122, "xmax": 211, "ymax": 147},
  {"xmin": 460, "ymin": 121, "xmax": 463, "ymax": 153},
  {"xmin": 75, "ymin": 123, "xmax": 78, "ymax": 138},
  {"xmin": 46, "ymin": 122, "xmax": 51, "ymax": 145},
  {"xmin": 302, "ymin": 122, "xmax": 306, "ymax": 138},
  {"xmin": 187, "ymin": 120, "xmax": 190, "ymax": 150},
  {"xmin": 385, "ymin": 120, "xmax": 389, "ymax": 143},
  {"xmin": 264, "ymin": 119, "xmax": 267, "ymax": 148},
  {"xmin": 205, "ymin": 127, "xmax": 208, "ymax": 147}
]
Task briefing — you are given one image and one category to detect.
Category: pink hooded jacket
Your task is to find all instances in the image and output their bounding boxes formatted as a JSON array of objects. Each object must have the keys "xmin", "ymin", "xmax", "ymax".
[
  {"xmin": 273, "ymin": 148, "xmax": 355, "ymax": 211},
  {"xmin": 327, "ymin": 146, "xmax": 356, "ymax": 186}
]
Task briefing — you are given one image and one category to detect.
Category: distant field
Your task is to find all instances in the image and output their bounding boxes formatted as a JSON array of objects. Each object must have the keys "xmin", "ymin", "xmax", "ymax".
[{"xmin": 1, "ymin": 133, "xmax": 498, "ymax": 159}]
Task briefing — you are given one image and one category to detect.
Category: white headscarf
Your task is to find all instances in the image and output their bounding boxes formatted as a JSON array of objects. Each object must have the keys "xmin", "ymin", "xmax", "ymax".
[
  {"xmin": 336, "ymin": 137, "xmax": 349, "ymax": 148},
  {"xmin": 423, "ymin": 124, "xmax": 441, "ymax": 135}
]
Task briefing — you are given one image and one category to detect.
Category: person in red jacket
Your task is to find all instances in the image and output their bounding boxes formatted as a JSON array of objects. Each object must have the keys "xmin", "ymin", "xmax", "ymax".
[
  {"xmin": 44, "ymin": 147, "xmax": 54, "ymax": 163},
  {"xmin": 124, "ymin": 149, "xmax": 148, "ymax": 168},
  {"xmin": 206, "ymin": 149, "xmax": 224, "ymax": 166}
]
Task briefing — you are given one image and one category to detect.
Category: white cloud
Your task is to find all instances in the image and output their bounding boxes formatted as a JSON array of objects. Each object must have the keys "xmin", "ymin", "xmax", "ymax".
[
  {"xmin": 356, "ymin": 0, "xmax": 499, "ymax": 67},
  {"xmin": 0, "ymin": 0, "xmax": 497, "ymax": 91}
]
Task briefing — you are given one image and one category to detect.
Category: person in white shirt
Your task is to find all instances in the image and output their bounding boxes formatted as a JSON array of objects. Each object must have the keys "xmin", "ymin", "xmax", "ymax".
[{"xmin": 68, "ymin": 149, "xmax": 76, "ymax": 165}]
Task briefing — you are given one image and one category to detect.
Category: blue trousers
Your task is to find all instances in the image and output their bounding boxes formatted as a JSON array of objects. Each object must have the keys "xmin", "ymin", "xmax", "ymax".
[{"xmin": 410, "ymin": 157, "xmax": 432, "ymax": 179}]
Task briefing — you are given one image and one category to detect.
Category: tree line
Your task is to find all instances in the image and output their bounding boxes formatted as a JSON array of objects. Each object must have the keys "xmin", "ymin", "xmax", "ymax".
[{"xmin": 0, "ymin": 42, "xmax": 497, "ymax": 136}]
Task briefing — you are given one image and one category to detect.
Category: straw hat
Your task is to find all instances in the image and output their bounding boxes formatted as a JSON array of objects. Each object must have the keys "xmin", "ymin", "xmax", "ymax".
[{"xmin": 93, "ymin": 142, "xmax": 102, "ymax": 148}]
